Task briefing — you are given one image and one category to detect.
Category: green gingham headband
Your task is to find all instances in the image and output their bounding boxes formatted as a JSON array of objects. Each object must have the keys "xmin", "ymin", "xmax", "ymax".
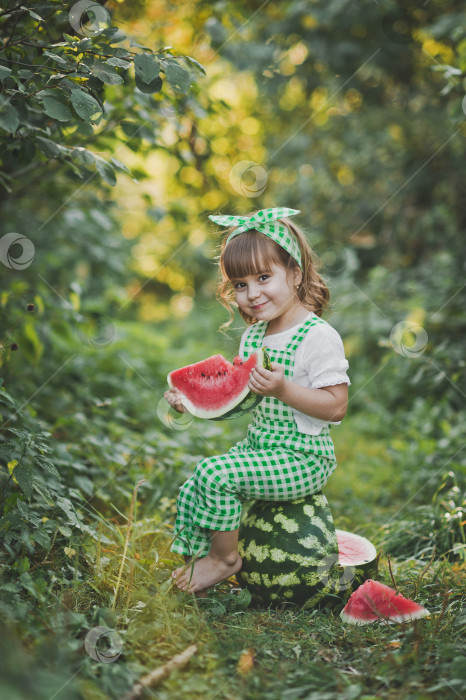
[{"xmin": 208, "ymin": 207, "xmax": 302, "ymax": 269}]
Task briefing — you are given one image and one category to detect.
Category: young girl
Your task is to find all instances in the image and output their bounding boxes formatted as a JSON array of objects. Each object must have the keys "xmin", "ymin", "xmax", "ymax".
[{"xmin": 164, "ymin": 207, "xmax": 350, "ymax": 597}]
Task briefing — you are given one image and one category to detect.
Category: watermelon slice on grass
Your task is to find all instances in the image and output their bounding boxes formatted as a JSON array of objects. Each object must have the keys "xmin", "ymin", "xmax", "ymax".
[
  {"xmin": 340, "ymin": 579, "xmax": 430, "ymax": 625},
  {"xmin": 167, "ymin": 348, "xmax": 271, "ymax": 420}
]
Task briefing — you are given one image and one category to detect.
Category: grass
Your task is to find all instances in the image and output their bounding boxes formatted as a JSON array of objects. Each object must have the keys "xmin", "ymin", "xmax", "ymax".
[{"xmin": 54, "ymin": 412, "xmax": 465, "ymax": 700}]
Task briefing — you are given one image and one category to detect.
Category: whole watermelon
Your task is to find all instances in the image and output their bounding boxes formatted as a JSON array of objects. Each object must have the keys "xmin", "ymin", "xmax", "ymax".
[{"xmin": 237, "ymin": 493, "xmax": 377, "ymax": 609}]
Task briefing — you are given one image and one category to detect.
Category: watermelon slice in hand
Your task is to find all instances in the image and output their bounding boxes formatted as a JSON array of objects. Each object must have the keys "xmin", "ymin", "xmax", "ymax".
[
  {"xmin": 167, "ymin": 348, "xmax": 271, "ymax": 420},
  {"xmin": 340, "ymin": 579, "xmax": 430, "ymax": 625}
]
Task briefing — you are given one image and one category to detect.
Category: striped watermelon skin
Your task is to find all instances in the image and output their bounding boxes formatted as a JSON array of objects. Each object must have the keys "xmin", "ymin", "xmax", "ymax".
[{"xmin": 237, "ymin": 494, "xmax": 377, "ymax": 609}]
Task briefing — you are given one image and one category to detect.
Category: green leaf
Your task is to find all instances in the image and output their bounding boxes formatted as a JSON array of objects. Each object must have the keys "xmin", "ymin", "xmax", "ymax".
[
  {"xmin": 235, "ymin": 587, "xmax": 252, "ymax": 608},
  {"xmin": 41, "ymin": 96, "xmax": 72, "ymax": 122},
  {"xmin": 108, "ymin": 32, "xmax": 127, "ymax": 44},
  {"xmin": 135, "ymin": 74, "xmax": 163, "ymax": 94},
  {"xmin": 19, "ymin": 572, "xmax": 45, "ymax": 600},
  {"xmin": 32, "ymin": 480, "xmax": 55, "ymax": 506},
  {"xmin": 163, "ymin": 59, "xmax": 192, "ymax": 93},
  {"xmin": 0, "ymin": 582, "xmax": 20, "ymax": 593},
  {"xmin": 14, "ymin": 464, "xmax": 34, "ymax": 498},
  {"xmin": 69, "ymin": 146, "xmax": 96, "ymax": 167},
  {"xmin": 70, "ymin": 89, "xmax": 103, "ymax": 122},
  {"xmin": 16, "ymin": 557, "xmax": 30, "ymax": 574},
  {"xmin": 43, "ymin": 50, "xmax": 70, "ymax": 66},
  {"xmin": 20, "ymin": 5, "xmax": 43, "ymax": 21},
  {"xmin": 63, "ymin": 33, "xmax": 79, "ymax": 44},
  {"xmin": 55, "ymin": 496, "xmax": 80, "ymax": 527},
  {"xmin": 106, "ymin": 57, "xmax": 132, "ymax": 69},
  {"xmin": 110, "ymin": 157, "xmax": 130, "ymax": 174},
  {"xmin": 0, "ymin": 441, "xmax": 16, "ymax": 455},
  {"xmin": 134, "ymin": 53, "xmax": 160, "ymax": 83},
  {"xmin": 32, "ymin": 528, "xmax": 51, "ymax": 550},
  {"xmin": 184, "ymin": 55, "xmax": 206, "ymax": 75},
  {"xmin": 76, "ymin": 38, "xmax": 92, "ymax": 51},
  {"xmin": 92, "ymin": 61, "xmax": 124, "ymax": 85},
  {"xmin": 0, "ymin": 98, "xmax": 19, "ymax": 134},
  {"xmin": 36, "ymin": 136, "xmax": 61, "ymax": 159},
  {"xmin": 95, "ymin": 156, "xmax": 117, "ymax": 186},
  {"xmin": 0, "ymin": 66, "xmax": 12, "ymax": 80},
  {"xmin": 34, "ymin": 455, "xmax": 59, "ymax": 479}
]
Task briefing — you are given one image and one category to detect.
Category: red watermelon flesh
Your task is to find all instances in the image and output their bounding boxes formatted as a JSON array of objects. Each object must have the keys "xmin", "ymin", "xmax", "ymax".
[
  {"xmin": 341, "ymin": 579, "xmax": 430, "ymax": 625},
  {"xmin": 167, "ymin": 351, "xmax": 263, "ymax": 419},
  {"xmin": 336, "ymin": 529, "xmax": 377, "ymax": 566}
]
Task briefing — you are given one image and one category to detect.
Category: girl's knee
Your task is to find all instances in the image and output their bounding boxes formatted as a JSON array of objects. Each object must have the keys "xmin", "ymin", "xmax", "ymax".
[{"xmin": 193, "ymin": 456, "xmax": 227, "ymax": 486}]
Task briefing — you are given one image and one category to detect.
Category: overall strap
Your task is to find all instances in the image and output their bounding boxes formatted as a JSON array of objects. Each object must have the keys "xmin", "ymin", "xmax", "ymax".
[
  {"xmin": 243, "ymin": 315, "xmax": 328, "ymax": 355},
  {"xmin": 243, "ymin": 321, "xmax": 267, "ymax": 353},
  {"xmin": 287, "ymin": 314, "xmax": 328, "ymax": 354}
]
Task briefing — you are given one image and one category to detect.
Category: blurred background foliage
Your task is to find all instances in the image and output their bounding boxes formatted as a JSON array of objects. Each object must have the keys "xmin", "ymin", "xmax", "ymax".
[{"xmin": 0, "ymin": 0, "xmax": 465, "ymax": 697}]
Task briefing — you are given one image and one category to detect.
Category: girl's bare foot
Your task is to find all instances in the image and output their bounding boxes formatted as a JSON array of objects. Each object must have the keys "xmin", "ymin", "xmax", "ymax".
[
  {"xmin": 171, "ymin": 558, "xmax": 205, "ymax": 597},
  {"xmin": 172, "ymin": 553, "xmax": 242, "ymax": 594}
]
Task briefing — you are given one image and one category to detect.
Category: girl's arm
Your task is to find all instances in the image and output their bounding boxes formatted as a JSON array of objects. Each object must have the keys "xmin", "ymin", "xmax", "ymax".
[
  {"xmin": 276, "ymin": 379, "xmax": 348, "ymax": 422},
  {"xmin": 248, "ymin": 363, "xmax": 348, "ymax": 422}
]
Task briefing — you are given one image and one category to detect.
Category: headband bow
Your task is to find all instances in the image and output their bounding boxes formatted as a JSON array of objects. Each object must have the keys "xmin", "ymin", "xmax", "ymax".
[{"xmin": 208, "ymin": 207, "xmax": 302, "ymax": 268}]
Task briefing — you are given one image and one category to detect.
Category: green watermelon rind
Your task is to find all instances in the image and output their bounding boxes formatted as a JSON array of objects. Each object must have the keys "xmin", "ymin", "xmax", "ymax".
[{"xmin": 211, "ymin": 389, "xmax": 262, "ymax": 421}]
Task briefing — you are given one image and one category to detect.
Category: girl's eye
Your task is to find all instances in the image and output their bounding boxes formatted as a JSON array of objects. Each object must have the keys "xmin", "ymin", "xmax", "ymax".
[{"xmin": 233, "ymin": 273, "xmax": 270, "ymax": 289}]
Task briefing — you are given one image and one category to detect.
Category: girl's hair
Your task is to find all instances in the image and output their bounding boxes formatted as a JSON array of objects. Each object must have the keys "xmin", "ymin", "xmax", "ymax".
[{"xmin": 214, "ymin": 213, "xmax": 330, "ymax": 330}]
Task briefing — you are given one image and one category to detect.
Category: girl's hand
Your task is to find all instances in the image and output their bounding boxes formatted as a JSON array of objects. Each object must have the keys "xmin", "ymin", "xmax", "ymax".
[
  {"xmin": 248, "ymin": 362, "xmax": 286, "ymax": 398},
  {"xmin": 164, "ymin": 388, "xmax": 189, "ymax": 413}
]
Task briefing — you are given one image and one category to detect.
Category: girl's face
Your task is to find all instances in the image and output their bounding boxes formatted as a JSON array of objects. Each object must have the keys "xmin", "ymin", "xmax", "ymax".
[{"xmin": 232, "ymin": 261, "xmax": 302, "ymax": 322}]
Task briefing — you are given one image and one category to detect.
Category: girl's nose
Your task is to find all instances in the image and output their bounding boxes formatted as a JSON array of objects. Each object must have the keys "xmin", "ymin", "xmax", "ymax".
[{"xmin": 247, "ymin": 284, "xmax": 260, "ymax": 300}]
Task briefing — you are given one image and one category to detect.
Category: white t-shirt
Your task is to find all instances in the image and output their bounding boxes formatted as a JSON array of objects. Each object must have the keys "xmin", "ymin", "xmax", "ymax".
[{"xmin": 239, "ymin": 311, "xmax": 350, "ymax": 436}]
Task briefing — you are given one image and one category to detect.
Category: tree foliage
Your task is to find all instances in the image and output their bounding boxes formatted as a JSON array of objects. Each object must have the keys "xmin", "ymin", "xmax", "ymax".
[{"xmin": 0, "ymin": 0, "xmax": 204, "ymax": 192}]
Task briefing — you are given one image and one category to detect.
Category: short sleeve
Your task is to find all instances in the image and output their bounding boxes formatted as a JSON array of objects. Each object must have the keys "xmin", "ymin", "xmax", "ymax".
[{"xmin": 299, "ymin": 324, "xmax": 350, "ymax": 389}]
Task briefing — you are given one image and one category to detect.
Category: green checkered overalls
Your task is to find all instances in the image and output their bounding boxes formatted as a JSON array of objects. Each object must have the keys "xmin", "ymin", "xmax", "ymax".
[{"xmin": 170, "ymin": 315, "xmax": 337, "ymax": 557}]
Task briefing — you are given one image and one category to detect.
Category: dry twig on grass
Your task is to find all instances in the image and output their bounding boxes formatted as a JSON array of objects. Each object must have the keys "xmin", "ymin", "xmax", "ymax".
[{"xmin": 120, "ymin": 644, "xmax": 198, "ymax": 700}]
